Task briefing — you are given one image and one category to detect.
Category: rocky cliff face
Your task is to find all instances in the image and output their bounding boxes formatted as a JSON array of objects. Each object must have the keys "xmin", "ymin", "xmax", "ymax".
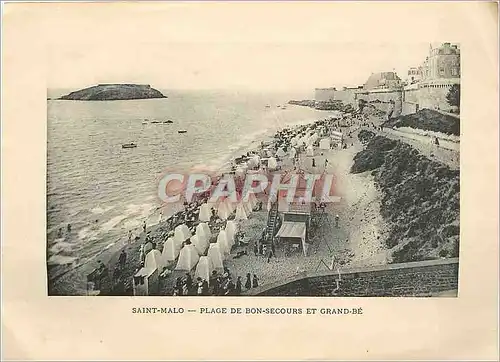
[
  {"xmin": 352, "ymin": 135, "xmax": 460, "ymax": 263},
  {"xmin": 59, "ymin": 84, "xmax": 167, "ymax": 101}
]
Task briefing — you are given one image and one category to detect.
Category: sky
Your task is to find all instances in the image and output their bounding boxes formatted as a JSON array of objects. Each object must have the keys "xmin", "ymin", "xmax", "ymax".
[{"xmin": 41, "ymin": 2, "xmax": 469, "ymax": 92}]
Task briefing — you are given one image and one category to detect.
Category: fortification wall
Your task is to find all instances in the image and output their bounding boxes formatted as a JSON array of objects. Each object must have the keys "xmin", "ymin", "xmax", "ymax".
[
  {"xmin": 402, "ymin": 79, "xmax": 459, "ymax": 115},
  {"xmin": 357, "ymin": 89, "xmax": 403, "ymax": 117},
  {"xmin": 244, "ymin": 258, "xmax": 459, "ymax": 297}
]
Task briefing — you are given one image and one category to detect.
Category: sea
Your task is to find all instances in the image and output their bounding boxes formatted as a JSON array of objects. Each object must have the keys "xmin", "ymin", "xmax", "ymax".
[{"xmin": 46, "ymin": 89, "xmax": 334, "ymax": 293}]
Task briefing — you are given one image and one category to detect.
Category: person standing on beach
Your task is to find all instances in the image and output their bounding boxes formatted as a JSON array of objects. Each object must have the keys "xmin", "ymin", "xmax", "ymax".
[
  {"xmin": 267, "ymin": 248, "xmax": 275, "ymax": 263},
  {"xmin": 245, "ymin": 273, "xmax": 252, "ymax": 289},
  {"xmin": 324, "ymin": 158, "xmax": 329, "ymax": 169},
  {"xmin": 197, "ymin": 278, "xmax": 203, "ymax": 296},
  {"xmin": 142, "ymin": 221, "xmax": 147, "ymax": 234},
  {"xmin": 119, "ymin": 250, "xmax": 127, "ymax": 268},
  {"xmin": 335, "ymin": 214, "xmax": 340, "ymax": 228},
  {"xmin": 253, "ymin": 242, "xmax": 258, "ymax": 256},
  {"xmin": 312, "ymin": 158, "xmax": 316, "ymax": 168},
  {"xmin": 128, "ymin": 230, "xmax": 132, "ymax": 244},
  {"xmin": 139, "ymin": 244, "xmax": 145, "ymax": 263},
  {"xmin": 235, "ymin": 276, "xmax": 242, "ymax": 295},
  {"xmin": 202, "ymin": 279, "xmax": 209, "ymax": 296},
  {"xmin": 252, "ymin": 274, "xmax": 259, "ymax": 288}
]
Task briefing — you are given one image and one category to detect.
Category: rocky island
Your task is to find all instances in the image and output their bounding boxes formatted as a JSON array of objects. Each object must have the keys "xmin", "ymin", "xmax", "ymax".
[{"xmin": 58, "ymin": 84, "xmax": 167, "ymax": 101}]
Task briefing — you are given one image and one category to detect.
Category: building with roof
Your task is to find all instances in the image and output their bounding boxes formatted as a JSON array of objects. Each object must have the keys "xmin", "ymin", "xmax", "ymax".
[
  {"xmin": 403, "ymin": 42, "xmax": 461, "ymax": 113},
  {"xmin": 363, "ymin": 71, "xmax": 402, "ymax": 91}
]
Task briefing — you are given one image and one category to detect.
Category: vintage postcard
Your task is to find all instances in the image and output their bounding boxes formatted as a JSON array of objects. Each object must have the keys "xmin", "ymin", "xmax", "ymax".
[{"xmin": 2, "ymin": 1, "xmax": 499, "ymax": 361}]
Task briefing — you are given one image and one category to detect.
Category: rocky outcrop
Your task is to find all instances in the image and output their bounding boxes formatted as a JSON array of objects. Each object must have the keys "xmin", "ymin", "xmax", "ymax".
[
  {"xmin": 288, "ymin": 99, "xmax": 355, "ymax": 113},
  {"xmin": 352, "ymin": 135, "xmax": 460, "ymax": 263},
  {"xmin": 288, "ymin": 99, "xmax": 315, "ymax": 107},
  {"xmin": 59, "ymin": 84, "xmax": 167, "ymax": 101}
]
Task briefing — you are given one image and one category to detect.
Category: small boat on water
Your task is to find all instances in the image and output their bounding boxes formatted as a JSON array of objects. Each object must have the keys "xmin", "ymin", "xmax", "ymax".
[
  {"xmin": 163, "ymin": 120, "xmax": 174, "ymax": 124},
  {"xmin": 122, "ymin": 143, "xmax": 137, "ymax": 149},
  {"xmin": 178, "ymin": 130, "xmax": 187, "ymax": 134},
  {"xmin": 151, "ymin": 120, "xmax": 160, "ymax": 124},
  {"xmin": 142, "ymin": 121, "xmax": 148, "ymax": 125}
]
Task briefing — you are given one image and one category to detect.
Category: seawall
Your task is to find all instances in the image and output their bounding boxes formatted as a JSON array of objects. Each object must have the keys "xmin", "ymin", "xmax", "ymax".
[{"xmin": 243, "ymin": 258, "xmax": 459, "ymax": 297}]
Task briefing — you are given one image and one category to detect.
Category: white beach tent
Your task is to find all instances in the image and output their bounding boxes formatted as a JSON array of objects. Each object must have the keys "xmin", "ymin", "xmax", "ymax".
[
  {"xmin": 191, "ymin": 234, "xmax": 209, "ymax": 255},
  {"xmin": 307, "ymin": 133, "xmax": 319, "ymax": 146},
  {"xmin": 174, "ymin": 224, "xmax": 192, "ymax": 246},
  {"xmin": 319, "ymin": 138, "xmax": 331, "ymax": 150},
  {"xmin": 207, "ymin": 243, "xmax": 224, "ymax": 270},
  {"xmin": 175, "ymin": 244, "xmax": 200, "ymax": 271},
  {"xmin": 331, "ymin": 130, "xmax": 343, "ymax": 141},
  {"xmin": 247, "ymin": 192, "xmax": 258, "ymax": 209},
  {"xmin": 243, "ymin": 201, "xmax": 252, "ymax": 215},
  {"xmin": 198, "ymin": 203, "xmax": 212, "ymax": 222},
  {"xmin": 217, "ymin": 229, "xmax": 231, "ymax": 255},
  {"xmin": 195, "ymin": 222, "xmax": 211, "ymax": 244},
  {"xmin": 276, "ymin": 148, "xmax": 286, "ymax": 158},
  {"xmin": 225, "ymin": 198, "xmax": 235, "ymax": 213},
  {"xmin": 249, "ymin": 154, "xmax": 260, "ymax": 168},
  {"xmin": 195, "ymin": 256, "xmax": 214, "ymax": 284},
  {"xmin": 145, "ymin": 249, "xmax": 164, "ymax": 272},
  {"xmin": 268, "ymin": 157, "xmax": 278, "ymax": 170},
  {"xmin": 289, "ymin": 147, "xmax": 297, "ymax": 159},
  {"xmin": 306, "ymin": 145, "xmax": 314, "ymax": 157},
  {"xmin": 225, "ymin": 220, "xmax": 238, "ymax": 241},
  {"xmin": 217, "ymin": 200, "xmax": 231, "ymax": 220},
  {"xmin": 235, "ymin": 167, "xmax": 246, "ymax": 178},
  {"xmin": 162, "ymin": 237, "xmax": 180, "ymax": 262},
  {"xmin": 235, "ymin": 202, "xmax": 249, "ymax": 220}
]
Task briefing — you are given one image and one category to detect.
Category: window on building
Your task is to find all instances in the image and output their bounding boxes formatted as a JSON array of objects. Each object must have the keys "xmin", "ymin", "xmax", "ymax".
[
  {"xmin": 439, "ymin": 68, "xmax": 445, "ymax": 75},
  {"xmin": 451, "ymin": 68, "xmax": 458, "ymax": 76}
]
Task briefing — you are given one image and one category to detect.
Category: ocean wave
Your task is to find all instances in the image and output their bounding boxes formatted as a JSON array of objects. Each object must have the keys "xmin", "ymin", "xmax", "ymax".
[
  {"xmin": 90, "ymin": 205, "xmax": 115, "ymax": 214},
  {"xmin": 47, "ymin": 254, "xmax": 78, "ymax": 266}
]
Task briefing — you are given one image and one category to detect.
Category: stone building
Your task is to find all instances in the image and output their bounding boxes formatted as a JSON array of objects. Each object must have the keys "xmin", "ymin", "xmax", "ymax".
[
  {"xmin": 363, "ymin": 71, "xmax": 402, "ymax": 90},
  {"xmin": 421, "ymin": 43, "xmax": 460, "ymax": 80},
  {"xmin": 407, "ymin": 67, "xmax": 423, "ymax": 85},
  {"xmin": 403, "ymin": 42, "xmax": 461, "ymax": 114}
]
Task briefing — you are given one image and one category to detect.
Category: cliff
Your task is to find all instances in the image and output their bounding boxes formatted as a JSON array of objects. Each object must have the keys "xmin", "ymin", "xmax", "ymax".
[
  {"xmin": 352, "ymin": 134, "xmax": 460, "ymax": 263},
  {"xmin": 58, "ymin": 84, "xmax": 167, "ymax": 101}
]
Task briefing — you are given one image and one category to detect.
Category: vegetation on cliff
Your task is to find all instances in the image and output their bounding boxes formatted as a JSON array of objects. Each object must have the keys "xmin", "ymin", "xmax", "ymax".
[
  {"xmin": 59, "ymin": 84, "xmax": 167, "ymax": 101},
  {"xmin": 446, "ymin": 84, "xmax": 460, "ymax": 112},
  {"xmin": 352, "ymin": 135, "xmax": 460, "ymax": 263},
  {"xmin": 383, "ymin": 109, "xmax": 460, "ymax": 136}
]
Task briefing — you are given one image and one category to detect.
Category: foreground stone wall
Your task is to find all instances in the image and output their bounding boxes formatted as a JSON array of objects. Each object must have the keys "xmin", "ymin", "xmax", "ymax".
[{"xmin": 244, "ymin": 258, "xmax": 459, "ymax": 297}]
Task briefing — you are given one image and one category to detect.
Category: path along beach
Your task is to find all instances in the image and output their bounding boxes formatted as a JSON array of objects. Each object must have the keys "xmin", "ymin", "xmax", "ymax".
[{"xmin": 51, "ymin": 111, "xmax": 392, "ymax": 296}]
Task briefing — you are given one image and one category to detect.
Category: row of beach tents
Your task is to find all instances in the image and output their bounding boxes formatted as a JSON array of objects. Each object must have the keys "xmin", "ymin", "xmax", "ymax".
[{"xmin": 140, "ymin": 194, "xmax": 260, "ymax": 285}]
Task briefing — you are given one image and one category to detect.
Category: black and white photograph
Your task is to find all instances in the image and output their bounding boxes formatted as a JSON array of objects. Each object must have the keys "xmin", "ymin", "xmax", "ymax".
[
  {"xmin": 4, "ymin": 2, "xmax": 499, "ymax": 361},
  {"xmin": 47, "ymin": 41, "xmax": 461, "ymax": 297}
]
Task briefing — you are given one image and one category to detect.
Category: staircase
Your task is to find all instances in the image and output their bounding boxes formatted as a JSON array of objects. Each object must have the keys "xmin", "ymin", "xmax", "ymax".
[{"xmin": 266, "ymin": 202, "xmax": 279, "ymax": 242}]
